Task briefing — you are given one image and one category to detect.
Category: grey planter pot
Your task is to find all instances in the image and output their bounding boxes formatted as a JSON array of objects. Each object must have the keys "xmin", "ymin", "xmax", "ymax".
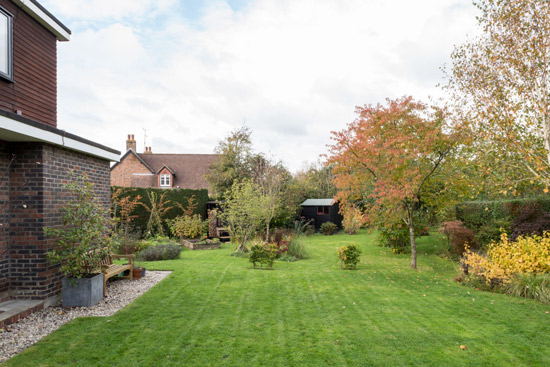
[{"xmin": 62, "ymin": 273, "xmax": 104, "ymax": 307}]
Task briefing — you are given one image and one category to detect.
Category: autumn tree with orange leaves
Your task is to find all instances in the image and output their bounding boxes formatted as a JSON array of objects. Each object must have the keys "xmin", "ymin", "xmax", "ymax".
[
  {"xmin": 328, "ymin": 97, "xmax": 460, "ymax": 269},
  {"xmin": 444, "ymin": 0, "xmax": 550, "ymax": 194}
]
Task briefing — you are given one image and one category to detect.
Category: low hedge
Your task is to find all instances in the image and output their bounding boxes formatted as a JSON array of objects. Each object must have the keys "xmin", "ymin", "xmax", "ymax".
[{"xmin": 111, "ymin": 186, "xmax": 209, "ymax": 236}]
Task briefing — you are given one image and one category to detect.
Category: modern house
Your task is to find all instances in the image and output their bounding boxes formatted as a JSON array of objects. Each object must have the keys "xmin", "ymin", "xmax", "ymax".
[
  {"xmin": 301, "ymin": 198, "xmax": 343, "ymax": 230},
  {"xmin": 0, "ymin": 0, "xmax": 119, "ymax": 326},
  {"xmin": 110, "ymin": 134, "xmax": 219, "ymax": 191}
]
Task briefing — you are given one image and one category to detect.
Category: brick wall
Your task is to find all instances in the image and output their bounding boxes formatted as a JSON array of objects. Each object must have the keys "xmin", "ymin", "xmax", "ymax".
[
  {"xmin": 0, "ymin": 142, "xmax": 10, "ymax": 294},
  {"xmin": 2, "ymin": 141, "xmax": 111, "ymax": 300},
  {"xmin": 110, "ymin": 153, "xmax": 151, "ymax": 187}
]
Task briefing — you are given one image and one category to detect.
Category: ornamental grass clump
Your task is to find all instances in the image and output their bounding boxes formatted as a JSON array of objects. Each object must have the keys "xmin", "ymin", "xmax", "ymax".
[
  {"xmin": 337, "ymin": 244, "xmax": 361, "ymax": 269},
  {"xmin": 504, "ymin": 273, "xmax": 550, "ymax": 304}
]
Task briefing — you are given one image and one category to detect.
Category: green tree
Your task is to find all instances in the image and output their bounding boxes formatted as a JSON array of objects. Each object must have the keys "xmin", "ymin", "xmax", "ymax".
[
  {"xmin": 294, "ymin": 161, "xmax": 337, "ymax": 199},
  {"xmin": 251, "ymin": 157, "xmax": 292, "ymax": 239},
  {"xmin": 45, "ymin": 172, "xmax": 111, "ymax": 279},
  {"xmin": 220, "ymin": 180, "xmax": 267, "ymax": 252},
  {"xmin": 206, "ymin": 126, "xmax": 255, "ymax": 198},
  {"xmin": 444, "ymin": 0, "xmax": 550, "ymax": 192}
]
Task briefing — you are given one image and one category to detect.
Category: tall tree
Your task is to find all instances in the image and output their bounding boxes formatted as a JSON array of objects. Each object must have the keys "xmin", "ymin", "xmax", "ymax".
[
  {"xmin": 444, "ymin": 0, "xmax": 550, "ymax": 191},
  {"xmin": 328, "ymin": 97, "xmax": 459, "ymax": 269},
  {"xmin": 251, "ymin": 157, "xmax": 291, "ymax": 240},
  {"xmin": 206, "ymin": 126, "xmax": 255, "ymax": 198},
  {"xmin": 220, "ymin": 179, "xmax": 267, "ymax": 253},
  {"xmin": 294, "ymin": 161, "xmax": 338, "ymax": 199}
]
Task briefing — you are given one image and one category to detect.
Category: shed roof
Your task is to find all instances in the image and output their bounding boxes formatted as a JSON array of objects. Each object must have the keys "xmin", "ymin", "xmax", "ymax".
[{"xmin": 301, "ymin": 199, "xmax": 336, "ymax": 206}]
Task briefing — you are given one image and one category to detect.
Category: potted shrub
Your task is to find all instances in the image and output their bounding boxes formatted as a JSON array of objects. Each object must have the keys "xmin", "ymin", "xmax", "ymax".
[{"xmin": 45, "ymin": 172, "xmax": 111, "ymax": 307}]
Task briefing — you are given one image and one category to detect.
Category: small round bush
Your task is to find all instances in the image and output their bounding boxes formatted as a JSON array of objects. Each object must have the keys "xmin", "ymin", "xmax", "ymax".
[
  {"xmin": 138, "ymin": 244, "xmax": 182, "ymax": 261},
  {"xmin": 249, "ymin": 242, "xmax": 278, "ymax": 269},
  {"xmin": 338, "ymin": 244, "xmax": 361, "ymax": 269},
  {"xmin": 320, "ymin": 222, "xmax": 337, "ymax": 235}
]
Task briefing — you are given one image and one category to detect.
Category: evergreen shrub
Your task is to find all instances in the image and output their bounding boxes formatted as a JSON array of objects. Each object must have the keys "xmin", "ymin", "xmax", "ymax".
[{"xmin": 320, "ymin": 222, "xmax": 337, "ymax": 235}]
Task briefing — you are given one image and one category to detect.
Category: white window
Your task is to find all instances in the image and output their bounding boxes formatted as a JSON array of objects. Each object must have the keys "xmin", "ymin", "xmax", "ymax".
[
  {"xmin": 160, "ymin": 174, "xmax": 171, "ymax": 187},
  {"xmin": 0, "ymin": 7, "xmax": 13, "ymax": 80}
]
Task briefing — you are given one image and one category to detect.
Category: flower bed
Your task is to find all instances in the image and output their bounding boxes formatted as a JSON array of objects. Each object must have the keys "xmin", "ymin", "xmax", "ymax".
[{"xmin": 181, "ymin": 239, "xmax": 221, "ymax": 250}]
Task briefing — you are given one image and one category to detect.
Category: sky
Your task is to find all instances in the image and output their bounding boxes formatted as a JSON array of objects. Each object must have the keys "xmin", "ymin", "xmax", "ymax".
[{"xmin": 39, "ymin": 0, "xmax": 479, "ymax": 172}]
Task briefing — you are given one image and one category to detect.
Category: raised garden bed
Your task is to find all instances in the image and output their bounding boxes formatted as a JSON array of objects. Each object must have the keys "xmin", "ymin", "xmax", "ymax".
[{"xmin": 182, "ymin": 239, "xmax": 221, "ymax": 250}]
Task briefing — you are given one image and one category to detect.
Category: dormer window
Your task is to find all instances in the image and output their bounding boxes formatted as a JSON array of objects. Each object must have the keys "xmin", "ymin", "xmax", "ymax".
[
  {"xmin": 160, "ymin": 174, "xmax": 171, "ymax": 187},
  {"xmin": 0, "ymin": 7, "xmax": 13, "ymax": 81}
]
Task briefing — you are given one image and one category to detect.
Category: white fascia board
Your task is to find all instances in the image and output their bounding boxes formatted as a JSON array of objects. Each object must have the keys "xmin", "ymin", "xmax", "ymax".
[
  {"xmin": 13, "ymin": 0, "xmax": 70, "ymax": 41},
  {"xmin": 0, "ymin": 115, "xmax": 119, "ymax": 161}
]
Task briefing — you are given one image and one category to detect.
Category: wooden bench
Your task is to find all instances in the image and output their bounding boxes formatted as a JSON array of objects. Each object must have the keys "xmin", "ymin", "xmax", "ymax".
[
  {"xmin": 99, "ymin": 254, "xmax": 135, "ymax": 297},
  {"xmin": 85, "ymin": 249, "xmax": 135, "ymax": 297}
]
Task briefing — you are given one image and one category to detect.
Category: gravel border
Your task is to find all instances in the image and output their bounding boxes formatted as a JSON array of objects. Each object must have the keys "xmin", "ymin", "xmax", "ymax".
[{"xmin": 0, "ymin": 270, "xmax": 171, "ymax": 363}]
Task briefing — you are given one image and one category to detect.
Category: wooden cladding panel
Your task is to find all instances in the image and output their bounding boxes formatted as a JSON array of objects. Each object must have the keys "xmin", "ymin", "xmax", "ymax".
[{"xmin": 0, "ymin": 0, "xmax": 58, "ymax": 128}]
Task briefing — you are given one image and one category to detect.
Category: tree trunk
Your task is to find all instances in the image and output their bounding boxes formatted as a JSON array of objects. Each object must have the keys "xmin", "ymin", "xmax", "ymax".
[{"xmin": 406, "ymin": 208, "xmax": 417, "ymax": 269}]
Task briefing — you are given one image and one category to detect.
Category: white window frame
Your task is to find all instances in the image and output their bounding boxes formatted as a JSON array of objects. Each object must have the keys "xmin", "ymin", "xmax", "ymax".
[
  {"xmin": 0, "ymin": 6, "xmax": 13, "ymax": 81},
  {"xmin": 160, "ymin": 174, "xmax": 171, "ymax": 188}
]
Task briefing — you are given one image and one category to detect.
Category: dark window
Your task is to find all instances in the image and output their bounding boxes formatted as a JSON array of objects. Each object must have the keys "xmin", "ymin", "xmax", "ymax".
[
  {"xmin": 317, "ymin": 206, "xmax": 329, "ymax": 215},
  {"xmin": 0, "ymin": 7, "xmax": 13, "ymax": 81}
]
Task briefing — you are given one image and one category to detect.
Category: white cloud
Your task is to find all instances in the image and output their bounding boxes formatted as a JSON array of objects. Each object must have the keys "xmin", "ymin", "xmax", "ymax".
[
  {"xmin": 40, "ymin": 0, "xmax": 479, "ymax": 171},
  {"xmin": 41, "ymin": 0, "xmax": 178, "ymax": 22}
]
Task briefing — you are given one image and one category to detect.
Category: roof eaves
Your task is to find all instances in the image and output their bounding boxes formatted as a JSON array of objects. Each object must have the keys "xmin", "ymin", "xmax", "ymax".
[
  {"xmin": 13, "ymin": 0, "xmax": 71, "ymax": 41},
  {"xmin": 0, "ymin": 110, "xmax": 119, "ymax": 161},
  {"xmin": 110, "ymin": 149, "xmax": 154, "ymax": 173},
  {"xmin": 157, "ymin": 165, "xmax": 176, "ymax": 176}
]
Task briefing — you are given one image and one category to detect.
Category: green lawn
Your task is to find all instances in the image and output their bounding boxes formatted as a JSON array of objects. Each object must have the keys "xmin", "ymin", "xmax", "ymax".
[{"xmin": 5, "ymin": 230, "xmax": 550, "ymax": 366}]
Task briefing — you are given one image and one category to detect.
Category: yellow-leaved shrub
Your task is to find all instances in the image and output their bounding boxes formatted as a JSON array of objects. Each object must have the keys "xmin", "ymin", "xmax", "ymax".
[{"xmin": 464, "ymin": 232, "xmax": 550, "ymax": 284}]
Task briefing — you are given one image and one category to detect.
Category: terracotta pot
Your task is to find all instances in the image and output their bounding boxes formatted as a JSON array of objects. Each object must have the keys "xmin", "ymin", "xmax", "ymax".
[{"xmin": 132, "ymin": 267, "xmax": 144, "ymax": 279}]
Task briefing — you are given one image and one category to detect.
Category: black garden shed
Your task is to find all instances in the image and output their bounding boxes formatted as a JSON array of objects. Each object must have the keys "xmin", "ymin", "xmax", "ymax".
[{"xmin": 300, "ymin": 199, "xmax": 343, "ymax": 230}]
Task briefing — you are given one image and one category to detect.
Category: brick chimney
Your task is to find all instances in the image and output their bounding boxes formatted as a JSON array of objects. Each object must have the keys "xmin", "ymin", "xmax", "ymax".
[
  {"xmin": 126, "ymin": 134, "xmax": 136, "ymax": 151},
  {"xmin": 144, "ymin": 146, "xmax": 153, "ymax": 154}
]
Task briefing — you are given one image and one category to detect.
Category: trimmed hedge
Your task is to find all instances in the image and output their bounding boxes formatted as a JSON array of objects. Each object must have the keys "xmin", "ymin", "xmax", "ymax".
[
  {"xmin": 456, "ymin": 197, "xmax": 550, "ymax": 228},
  {"xmin": 111, "ymin": 186, "xmax": 209, "ymax": 236},
  {"xmin": 456, "ymin": 197, "xmax": 550, "ymax": 246}
]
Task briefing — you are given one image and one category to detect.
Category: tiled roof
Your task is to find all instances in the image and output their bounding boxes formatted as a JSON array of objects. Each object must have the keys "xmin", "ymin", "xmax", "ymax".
[{"xmin": 137, "ymin": 153, "xmax": 220, "ymax": 190}]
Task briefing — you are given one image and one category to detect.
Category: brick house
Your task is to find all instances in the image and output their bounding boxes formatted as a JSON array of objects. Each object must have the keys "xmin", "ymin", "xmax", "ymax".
[
  {"xmin": 0, "ymin": 0, "xmax": 119, "ymax": 325},
  {"xmin": 111, "ymin": 135, "xmax": 219, "ymax": 191}
]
